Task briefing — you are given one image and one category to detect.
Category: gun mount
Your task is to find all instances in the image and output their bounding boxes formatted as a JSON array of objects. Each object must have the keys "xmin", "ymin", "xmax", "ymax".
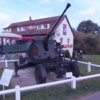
[
  {"xmin": 43, "ymin": 3, "xmax": 71, "ymax": 51},
  {"xmin": 14, "ymin": 3, "xmax": 80, "ymax": 84}
]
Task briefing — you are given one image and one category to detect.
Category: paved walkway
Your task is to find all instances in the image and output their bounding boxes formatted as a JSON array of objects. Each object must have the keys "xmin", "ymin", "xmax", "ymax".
[
  {"xmin": 79, "ymin": 92, "xmax": 100, "ymax": 100},
  {"xmin": 1, "ymin": 62, "xmax": 100, "ymax": 100}
]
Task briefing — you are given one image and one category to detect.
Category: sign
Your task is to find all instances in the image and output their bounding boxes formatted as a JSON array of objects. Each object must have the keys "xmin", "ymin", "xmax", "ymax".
[
  {"xmin": 0, "ymin": 69, "xmax": 13, "ymax": 86},
  {"xmin": 66, "ymin": 72, "xmax": 73, "ymax": 78},
  {"xmin": 22, "ymin": 36, "xmax": 34, "ymax": 39},
  {"xmin": 64, "ymin": 44, "xmax": 73, "ymax": 48}
]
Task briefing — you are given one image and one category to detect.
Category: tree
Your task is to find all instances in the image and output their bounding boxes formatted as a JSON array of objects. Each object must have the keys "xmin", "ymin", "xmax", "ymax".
[
  {"xmin": 97, "ymin": 27, "xmax": 100, "ymax": 34},
  {"xmin": 73, "ymin": 29, "xmax": 85, "ymax": 50},
  {"xmin": 95, "ymin": 34, "xmax": 100, "ymax": 54},
  {"xmin": 77, "ymin": 20, "xmax": 98, "ymax": 34},
  {"xmin": 73, "ymin": 29, "xmax": 100, "ymax": 54},
  {"xmin": 73, "ymin": 28, "xmax": 100, "ymax": 54},
  {"xmin": 82, "ymin": 34, "xmax": 98, "ymax": 54}
]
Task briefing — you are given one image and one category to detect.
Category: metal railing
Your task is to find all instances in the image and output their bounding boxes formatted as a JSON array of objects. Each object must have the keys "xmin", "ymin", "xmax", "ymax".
[
  {"xmin": 0, "ymin": 59, "xmax": 19, "ymax": 68},
  {"xmin": 0, "ymin": 74, "xmax": 100, "ymax": 100},
  {"xmin": 66, "ymin": 58, "xmax": 100, "ymax": 72},
  {"xmin": 0, "ymin": 59, "xmax": 100, "ymax": 71},
  {"xmin": 0, "ymin": 59, "xmax": 100, "ymax": 100}
]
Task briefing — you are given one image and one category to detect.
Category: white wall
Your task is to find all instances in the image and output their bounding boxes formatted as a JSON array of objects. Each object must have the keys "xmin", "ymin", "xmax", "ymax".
[{"xmin": 53, "ymin": 17, "xmax": 74, "ymax": 57}]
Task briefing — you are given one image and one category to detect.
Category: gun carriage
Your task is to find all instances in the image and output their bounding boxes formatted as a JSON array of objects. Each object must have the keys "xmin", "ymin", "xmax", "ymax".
[{"xmin": 0, "ymin": 3, "xmax": 80, "ymax": 84}]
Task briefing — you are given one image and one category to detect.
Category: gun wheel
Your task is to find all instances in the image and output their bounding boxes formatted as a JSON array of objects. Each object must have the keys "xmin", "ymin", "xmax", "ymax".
[
  {"xmin": 35, "ymin": 64, "xmax": 46, "ymax": 84},
  {"xmin": 70, "ymin": 62, "xmax": 80, "ymax": 77}
]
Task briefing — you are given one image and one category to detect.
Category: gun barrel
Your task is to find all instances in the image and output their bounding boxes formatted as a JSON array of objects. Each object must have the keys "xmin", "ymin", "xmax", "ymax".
[{"xmin": 45, "ymin": 3, "xmax": 71, "ymax": 41}]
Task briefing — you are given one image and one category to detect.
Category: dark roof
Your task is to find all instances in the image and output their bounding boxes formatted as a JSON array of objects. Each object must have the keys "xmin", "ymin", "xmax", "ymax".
[
  {"xmin": 16, "ymin": 29, "xmax": 52, "ymax": 36},
  {"xmin": 4, "ymin": 15, "xmax": 73, "ymax": 36},
  {"xmin": 5, "ymin": 16, "xmax": 62, "ymax": 28}
]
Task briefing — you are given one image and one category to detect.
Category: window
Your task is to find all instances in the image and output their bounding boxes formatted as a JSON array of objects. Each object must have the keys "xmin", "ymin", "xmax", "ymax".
[
  {"xmin": 63, "ymin": 24, "xmax": 67, "ymax": 35},
  {"xmin": 44, "ymin": 24, "xmax": 48, "ymax": 29},
  {"xmin": 37, "ymin": 25, "xmax": 42, "ymax": 30},
  {"xmin": 8, "ymin": 28, "xmax": 11, "ymax": 32},
  {"xmin": 37, "ymin": 24, "xmax": 50, "ymax": 30},
  {"xmin": 60, "ymin": 38, "xmax": 63, "ymax": 44},
  {"xmin": 25, "ymin": 25, "xmax": 37, "ymax": 30},
  {"xmin": 5, "ymin": 29, "xmax": 8, "ymax": 32},
  {"xmin": 17, "ymin": 27, "xmax": 20, "ymax": 31},
  {"xmin": 5, "ymin": 28, "xmax": 12, "ymax": 32},
  {"xmin": 28, "ymin": 26, "xmax": 33, "ymax": 29},
  {"xmin": 67, "ymin": 38, "xmax": 70, "ymax": 44},
  {"xmin": 17, "ymin": 27, "xmax": 25, "ymax": 32},
  {"xmin": 44, "ymin": 24, "xmax": 50, "ymax": 29}
]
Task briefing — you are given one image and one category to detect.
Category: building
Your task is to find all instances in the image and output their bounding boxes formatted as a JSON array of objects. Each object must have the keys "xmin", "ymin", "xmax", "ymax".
[{"xmin": 2, "ymin": 15, "xmax": 74, "ymax": 56}]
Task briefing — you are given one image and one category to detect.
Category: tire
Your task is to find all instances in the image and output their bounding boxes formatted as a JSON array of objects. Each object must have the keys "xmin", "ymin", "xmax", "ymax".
[
  {"xmin": 35, "ymin": 64, "xmax": 47, "ymax": 84},
  {"xmin": 70, "ymin": 62, "xmax": 80, "ymax": 77}
]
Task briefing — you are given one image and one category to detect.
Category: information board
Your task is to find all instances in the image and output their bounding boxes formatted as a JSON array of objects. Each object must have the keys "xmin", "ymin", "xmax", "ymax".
[{"xmin": 0, "ymin": 69, "xmax": 13, "ymax": 86}]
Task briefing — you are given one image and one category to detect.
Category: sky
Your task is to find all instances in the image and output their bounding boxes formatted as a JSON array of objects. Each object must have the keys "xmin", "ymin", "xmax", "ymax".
[{"xmin": 0, "ymin": 0, "xmax": 100, "ymax": 32}]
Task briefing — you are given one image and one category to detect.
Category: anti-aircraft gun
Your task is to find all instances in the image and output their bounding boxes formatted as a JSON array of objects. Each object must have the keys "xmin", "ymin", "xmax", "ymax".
[{"xmin": 14, "ymin": 3, "xmax": 80, "ymax": 84}]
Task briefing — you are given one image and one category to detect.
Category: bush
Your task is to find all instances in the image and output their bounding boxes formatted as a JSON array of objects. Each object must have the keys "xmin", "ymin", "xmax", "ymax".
[
  {"xmin": 65, "ymin": 50, "xmax": 70, "ymax": 58},
  {"xmin": 82, "ymin": 34, "xmax": 99, "ymax": 54},
  {"xmin": 72, "ymin": 50, "xmax": 76, "ymax": 59},
  {"xmin": 74, "ymin": 31, "xmax": 100, "ymax": 54}
]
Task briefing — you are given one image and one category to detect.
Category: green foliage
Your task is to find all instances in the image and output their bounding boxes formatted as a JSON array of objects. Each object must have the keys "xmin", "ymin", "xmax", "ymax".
[
  {"xmin": 72, "ymin": 50, "xmax": 76, "ymax": 58},
  {"xmin": 74, "ymin": 29, "xmax": 100, "ymax": 54},
  {"xmin": 73, "ymin": 31, "xmax": 85, "ymax": 50},
  {"xmin": 65, "ymin": 50, "xmax": 70, "ymax": 58},
  {"xmin": 83, "ymin": 34, "xmax": 97, "ymax": 54},
  {"xmin": 95, "ymin": 35, "xmax": 100, "ymax": 54},
  {"xmin": 84, "ymin": 34, "xmax": 100, "ymax": 54},
  {"xmin": 77, "ymin": 20, "xmax": 98, "ymax": 34}
]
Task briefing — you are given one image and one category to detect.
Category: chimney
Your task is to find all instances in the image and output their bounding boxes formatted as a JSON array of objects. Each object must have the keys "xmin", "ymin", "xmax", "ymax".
[{"xmin": 29, "ymin": 17, "xmax": 32, "ymax": 21}]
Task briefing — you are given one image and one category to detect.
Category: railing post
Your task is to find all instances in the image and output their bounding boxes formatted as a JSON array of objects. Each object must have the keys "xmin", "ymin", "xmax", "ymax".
[
  {"xmin": 15, "ymin": 85, "xmax": 21, "ymax": 100},
  {"xmin": 3, "ymin": 85, "xmax": 5, "ymax": 100},
  {"xmin": 5, "ymin": 59, "xmax": 8, "ymax": 68},
  {"xmin": 71, "ymin": 76, "xmax": 76, "ymax": 89},
  {"xmin": 88, "ymin": 62, "xmax": 91, "ymax": 72}
]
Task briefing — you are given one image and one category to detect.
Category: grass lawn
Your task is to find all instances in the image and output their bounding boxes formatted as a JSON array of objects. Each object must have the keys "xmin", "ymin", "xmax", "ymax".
[
  {"xmin": 79, "ymin": 55, "xmax": 100, "ymax": 76},
  {"xmin": 0, "ymin": 55, "xmax": 100, "ymax": 100},
  {"xmin": 84, "ymin": 55, "xmax": 100, "ymax": 64}
]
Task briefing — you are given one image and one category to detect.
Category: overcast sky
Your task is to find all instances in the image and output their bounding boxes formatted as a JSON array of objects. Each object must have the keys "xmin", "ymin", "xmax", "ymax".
[{"xmin": 0, "ymin": 0, "xmax": 100, "ymax": 32}]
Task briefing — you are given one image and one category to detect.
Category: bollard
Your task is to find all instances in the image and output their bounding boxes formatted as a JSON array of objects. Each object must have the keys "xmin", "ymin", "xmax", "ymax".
[
  {"xmin": 15, "ymin": 85, "xmax": 21, "ymax": 100},
  {"xmin": 5, "ymin": 59, "xmax": 8, "ymax": 68},
  {"xmin": 88, "ymin": 62, "xmax": 91, "ymax": 72},
  {"xmin": 71, "ymin": 76, "xmax": 76, "ymax": 89}
]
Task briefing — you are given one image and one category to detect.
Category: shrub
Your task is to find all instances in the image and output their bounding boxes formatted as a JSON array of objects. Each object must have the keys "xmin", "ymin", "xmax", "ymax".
[
  {"xmin": 72, "ymin": 50, "xmax": 76, "ymax": 59},
  {"xmin": 65, "ymin": 50, "xmax": 70, "ymax": 58}
]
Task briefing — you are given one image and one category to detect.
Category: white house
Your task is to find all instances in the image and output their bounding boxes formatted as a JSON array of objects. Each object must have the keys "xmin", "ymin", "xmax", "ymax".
[
  {"xmin": 54, "ymin": 16, "xmax": 74, "ymax": 56},
  {"xmin": 2, "ymin": 15, "xmax": 74, "ymax": 56}
]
